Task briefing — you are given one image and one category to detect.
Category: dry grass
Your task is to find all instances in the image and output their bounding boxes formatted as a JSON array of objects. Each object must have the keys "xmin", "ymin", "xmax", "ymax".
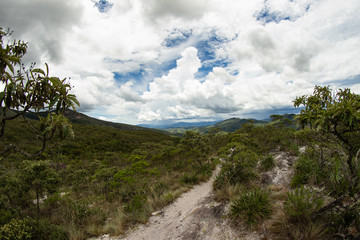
[
  {"xmin": 101, "ymin": 208, "xmax": 127, "ymax": 236},
  {"xmin": 68, "ymin": 224, "xmax": 86, "ymax": 240},
  {"xmin": 214, "ymin": 183, "xmax": 244, "ymax": 201},
  {"xmin": 268, "ymin": 210, "xmax": 326, "ymax": 240}
]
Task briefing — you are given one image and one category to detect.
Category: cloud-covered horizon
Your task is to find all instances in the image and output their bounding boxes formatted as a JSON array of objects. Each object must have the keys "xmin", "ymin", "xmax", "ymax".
[{"xmin": 1, "ymin": 0, "xmax": 360, "ymax": 124}]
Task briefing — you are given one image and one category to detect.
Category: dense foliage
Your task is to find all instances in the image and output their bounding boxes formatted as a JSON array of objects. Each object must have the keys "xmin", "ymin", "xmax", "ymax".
[
  {"xmin": 213, "ymin": 86, "xmax": 360, "ymax": 239},
  {"xmin": 0, "ymin": 27, "xmax": 79, "ymax": 157},
  {"xmin": 0, "ymin": 115, "xmax": 228, "ymax": 239}
]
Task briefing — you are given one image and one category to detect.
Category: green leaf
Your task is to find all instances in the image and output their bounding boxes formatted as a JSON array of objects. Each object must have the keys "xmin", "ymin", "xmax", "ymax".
[
  {"xmin": 49, "ymin": 77, "xmax": 61, "ymax": 86},
  {"xmin": 3, "ymin": 57, "xmax": 14, "ymax": 73},
  {"xmin": 31, "ymin": 68, "xmax": 45, "ymax": 75},
  {"xmin": 7, "ymin": 55, "xmax": 20, "ymax": 62},
  {"xmin": 45, "ymin": 62, "xmax": 49, "ymax": 76},
  {"xmin": 43, "ymin": 125, "xmax": 54, "ymax": 135},
  {"xmin": 49, "ymin": 95, "xmax": 60, "ymax": 109},
  {"xmin": 4, "ymin": 72, "xmax": 12, "ymax": 80},
  {"xmin": 67, "ymin": 95, "xmax": 80, "ymax": 106},
  {"xmin": 0, "ymin": 92, "xmax": 5, "ymax": 102}
]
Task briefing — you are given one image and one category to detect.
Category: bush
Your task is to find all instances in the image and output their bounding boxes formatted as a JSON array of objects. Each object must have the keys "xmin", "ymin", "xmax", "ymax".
[
  {"xmin": 229, "ymin": 189, "xmax": 272, "ymax": 226},
  {"xmin": 214, "ymin": 149, "xmax": 259, "ymax": 190},
  {"xmin": 269, "ymin": 211, "xmax": 326, "ymax": 240},
  {"xmin": 291, "ymin": 154, "xmax": 320, "ymax": 188},
  {"xmin": 284, "ymin": 187, "xmax": 323, "ymax": 223},
  {"xmin": 31, "ymin": 220, "xmax": 68, "ymax": 240},
  {"xmin": 180, "ymin": 173, "xmax": 199, "ymax": 185},
  {"xmin": 260, "ymin": 154, "xmax": 275, "ymax": 171},
  {"xmin": 0, "ymin": 218, "xmax": 32, "ymax": 240}
]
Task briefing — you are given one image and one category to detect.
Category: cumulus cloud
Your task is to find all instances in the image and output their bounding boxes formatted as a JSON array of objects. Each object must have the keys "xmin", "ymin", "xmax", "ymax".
[
  {"xmin": 0, "ymin": 0, "xmax": 83, "ymax": 63},
  {"xmin": 2, "ymin": 0, "xmax": 360, "ymax": 124},
  {"xmin": 143, "ymin": 0, "xmax": 209, "ymax": 23}
]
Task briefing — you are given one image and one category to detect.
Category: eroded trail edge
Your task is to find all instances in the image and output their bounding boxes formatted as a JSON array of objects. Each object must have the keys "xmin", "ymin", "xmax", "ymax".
[
  {"xmin": 92, "ymin": 149, "xmax": 299, "ymax": 240},
  {"xmin": 122, "ymin": 165, "xmax": 239, "ymax": 240}
]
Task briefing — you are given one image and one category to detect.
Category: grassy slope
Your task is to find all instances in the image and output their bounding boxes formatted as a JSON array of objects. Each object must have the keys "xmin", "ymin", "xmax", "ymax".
[{"xmin": 0, "ymin": 112, "xmax": 219, "ymax": 239}]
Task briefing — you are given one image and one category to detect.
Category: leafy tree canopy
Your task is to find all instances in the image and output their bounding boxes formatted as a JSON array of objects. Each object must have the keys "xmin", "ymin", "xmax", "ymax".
[
  {"xmin": 0, "ymin": 27, "xmax": 79, "ymax": 156},
  {"xmin": 294, "ymin": 85, "xmax": 360, "ymax": 196}
]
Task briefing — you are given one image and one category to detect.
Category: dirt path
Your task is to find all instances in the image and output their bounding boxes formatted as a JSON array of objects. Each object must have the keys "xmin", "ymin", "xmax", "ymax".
[
  {"xmin": 92, "ymin": 149, "xmax": 303, "ymax": 240},
  {"xmin": 121, "ymin": 165, "xmax": 240, "ymax": 240}
]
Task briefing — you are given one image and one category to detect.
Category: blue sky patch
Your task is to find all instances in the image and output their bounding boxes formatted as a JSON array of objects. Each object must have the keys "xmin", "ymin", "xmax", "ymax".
[
  {"xmin": 256, "ymin": 6, "xmax": 291, "ymax": 24},
  {"xmin": 111, "ymin": 58, "xmax": 179, "ymax": 91},
  {"xmin": 324, "ymin": 74, "xmax": 360, "ymax": 88},
  {"xmin": 194, "ymin": 32, "xmax": 231, "ymax": 78},
  {"xmin": 162, "ymin": 29, "xmax": 193, "ymax": 47},
  {"xmin": 113, "ymin": 68, "xmax": 146, "ymax": 84},
  {"xmin": 255, "ymin": 0, "xmax": 311, "ymax": 25},
  {"xmin": 94, "ymin": 0, "xmax": 113, "ymax": 13},
  {"xmin": 243, "ymin": 106, "xmax": 300, "ymax": 120}
]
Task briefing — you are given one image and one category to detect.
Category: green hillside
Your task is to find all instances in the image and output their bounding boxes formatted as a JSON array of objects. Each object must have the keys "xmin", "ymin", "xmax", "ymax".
[
  {"xmin": 0, "ymin": 112, "xmax": 225, "ymax": 239},
  {"xmin": 209, "ymin": 117, "xmax": 267, "ymax": 132},
  {"xmin": 163, "ymin": 117, "xmax": 268, "ymax": 134}
]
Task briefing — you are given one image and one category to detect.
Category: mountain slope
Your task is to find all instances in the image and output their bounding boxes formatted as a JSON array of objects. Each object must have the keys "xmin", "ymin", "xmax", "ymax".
[
  {"xmin": 2, "ymin": 109, "xmax": 159, "ymax": 132},
  {"xmin": 207, "ymin": 117, "xmax": 267, "ymax": 132}
]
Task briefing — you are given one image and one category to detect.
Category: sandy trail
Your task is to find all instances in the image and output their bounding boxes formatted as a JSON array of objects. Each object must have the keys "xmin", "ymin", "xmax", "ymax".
[
  {"xmin": 122, "ymin": 165, "xmax": 239, "ymax": 240},
  {"xmin": 92, "ymin": 150, "xmax": 301, "ymax": 240}
]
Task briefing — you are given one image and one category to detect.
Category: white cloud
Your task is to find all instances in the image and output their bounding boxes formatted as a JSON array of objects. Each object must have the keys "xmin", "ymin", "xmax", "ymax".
[
  {"xmin": 1, "ymin": 0, "xmax": 360, "ymax": 124},
  {"xmin": 143, "ymin": 0, "xmax": 209, "ymax": 23}
]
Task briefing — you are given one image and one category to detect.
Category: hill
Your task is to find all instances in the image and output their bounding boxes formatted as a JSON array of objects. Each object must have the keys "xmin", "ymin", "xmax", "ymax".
[
  {"xmin": 140, "ymin": 120, "xmax": 220, "ymax": 129},
  {"xmin": 208, "ymin": 117, "xmax": 267, "ymax": 132},
  {"xmin": 3, "ymin": 109, "xmax": 160, "ymax": 132},
  {"xmin": 162, "ymin": 117, "xmax": 268, "ymax": 135}
]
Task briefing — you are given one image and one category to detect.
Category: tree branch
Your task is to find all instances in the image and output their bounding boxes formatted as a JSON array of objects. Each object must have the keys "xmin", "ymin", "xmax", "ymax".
[
  {"xmin": 312, "ymin": 192, "xmax": 347, "ymax": 218},
  {"xmin": 0, "ymin": 144, "xmax": 32, "ymax": 158}
]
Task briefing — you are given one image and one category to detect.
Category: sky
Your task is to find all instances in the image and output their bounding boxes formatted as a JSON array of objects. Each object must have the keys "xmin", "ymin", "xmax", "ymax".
[{"xmin": 1, "ymin": 0, "xmax": 360, "ymax": 125}]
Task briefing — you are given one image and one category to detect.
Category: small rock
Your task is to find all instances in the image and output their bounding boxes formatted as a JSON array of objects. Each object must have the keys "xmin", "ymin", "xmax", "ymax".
[
  {"xmin": 101, "ymin": 234, "xmax": 110, "ymax": 240},
  {"xmin": 151, "ymin": 211, "xmax": 163, "ymax": 216},
  {"xmin": 261, "ymin": 173, "xmax": 272, "ymax": 185}
]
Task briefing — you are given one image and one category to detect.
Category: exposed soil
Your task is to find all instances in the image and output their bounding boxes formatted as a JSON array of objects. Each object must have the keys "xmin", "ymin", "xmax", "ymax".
[
  {"xmin": 91, "ymin": 149, "xmax": 303, "ymax": 240},
  {"xmin": 122, "ymin": 165, "xmax": 241, "ymax": 240}
]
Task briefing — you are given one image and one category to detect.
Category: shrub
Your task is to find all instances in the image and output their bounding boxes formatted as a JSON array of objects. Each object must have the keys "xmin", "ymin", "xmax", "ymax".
[
  {"xmin": 214, "ymin": 183, "xmax": 243, "ymax": 201},
  {"xmin": 269, "ymin": 211, "xmax": 326, "ymax": 240},
  {"xmin": 180, "ymin": 173, "xmax": 199, "ymax": 185},
  {"xmin": 229, "ymin": 189, "xmax": 272, "ymax": 226},
  {"xmin": 125, "ymin": 194, "xmax": 147, "ymax": 213},
  {"xmin": 284, "ymin": 187, "xmax": 323, "ymax": 223},
  {"xmin": 214, "ymin": 149, "xmax": 259, "ymax": 190},
  {"xmin": 291, "ymin": 154, "xmax": 320, "ymax": 188},
  {"xmin": 260, "ymin": 154, "xmax": 275, "ymax": 171},
  {"xmin": 0, "ymin": 218, "xmax": 32, "ymax": 240},
  {"xmin": 31, "ymin": 220, "xmax": 68, "ymax": 240}
]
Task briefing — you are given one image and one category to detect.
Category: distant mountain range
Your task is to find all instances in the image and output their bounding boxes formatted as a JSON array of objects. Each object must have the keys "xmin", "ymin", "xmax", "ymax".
[
  {"xmin": 2, "ymin": 109, "xmax": 297, "ymax": 134},
  {"xmin": 139, "ymin": 120, "xmax": 221, "ymax": 129},
  {"xmin": 148, "ymin": 114, "xmax": 298, "ymax": 134}
]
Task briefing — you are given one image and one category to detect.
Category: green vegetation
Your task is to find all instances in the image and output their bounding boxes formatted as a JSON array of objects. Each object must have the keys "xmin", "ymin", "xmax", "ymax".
[
  {"xmin": 0, "ymin": 27, "xmax": 226, "ymax": 239},
  {"xmin": 212, "ymin": 86, "xmax": 360, "ymax": 239},
  {"xmin": 0, "ymin": 116, "xmax": 225, "ymax": 239},
  {"xmin": 260, "ymin": 154, "xmax": 276, "ymax": 171},
  {"xmin": 1, "ymin": 27, "xmax": 359, "ymax": 239},
  {"xmin": 0, "ymin": 27, "xmax": 79, "ymax": 157},
  {"xmin": 229, "ymin": 188, "xmax": 272, "ymax": 226}
]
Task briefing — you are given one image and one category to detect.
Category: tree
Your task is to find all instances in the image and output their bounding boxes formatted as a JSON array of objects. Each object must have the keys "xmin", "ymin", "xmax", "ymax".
[
  {"xmin": 0, "ymin": 27, "xmax": 79, "ymax": 156},
  {"xmin": 22, "ymin": 161, "xmax": 60, "ymax": 217},
  {"xmin": 294, "ymin": 85, "xmax": 360, "ymax": 213},
  {"xmin": 181, "ymin": 131, "xmax": 210, "ymax": 167}
]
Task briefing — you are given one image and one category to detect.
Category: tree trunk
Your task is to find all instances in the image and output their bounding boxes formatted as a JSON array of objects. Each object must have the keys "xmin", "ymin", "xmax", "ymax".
[{"xmin": 36, "ymin": 187, "xmax": 40, "ymax": 218}]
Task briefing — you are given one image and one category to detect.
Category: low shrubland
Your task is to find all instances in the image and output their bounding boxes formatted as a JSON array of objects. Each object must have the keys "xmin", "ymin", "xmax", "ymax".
[
  {"xmin": 0, "ymin": 118, "xmax": 226, "ymax": 239},
  {"xmin": 212, "ymin": 86, "xmax": 360, "ymax": 239}
]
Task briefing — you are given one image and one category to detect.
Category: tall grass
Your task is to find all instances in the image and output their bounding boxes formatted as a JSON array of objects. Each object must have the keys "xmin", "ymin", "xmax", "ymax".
[{"xmin": 229, "ymin": 188, "xmax": 272, "ymax": 227}]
